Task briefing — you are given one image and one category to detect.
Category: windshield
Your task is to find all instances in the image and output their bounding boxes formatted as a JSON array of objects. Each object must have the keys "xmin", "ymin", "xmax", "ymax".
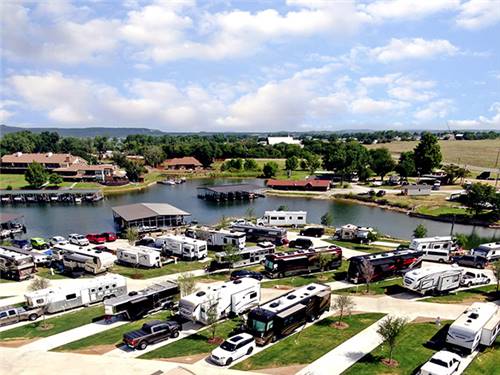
[
  {"xmin": 249, "ymin": 318, "xmax": 267, "ymax": 333},
  {"xmin": 264, "ymin": 259, "xmax": 275, "ymax": 271},
  {"xmin": 473, "ymin": 249, "xmax": 488, "ymax": 257},
  {"xmin": 429, "ymin": 358, "xmax": 449, "ymax": 367},
  {"xmin": 220, "ymin": 341, "xmax": 237, "ymax": 351}
]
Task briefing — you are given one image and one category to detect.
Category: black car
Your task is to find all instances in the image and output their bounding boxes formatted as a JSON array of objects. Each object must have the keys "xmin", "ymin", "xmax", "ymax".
[
  {"xmin": 230, "ymin": 270, "xmax": 264, "ymax": 281},
  {"xmin": 452, "ymin": 254, "xmax": 489, "ymax": 269},
  {"xmin": 288, "ymin": 238, "xmax": 314, "ymax": 250},
  {"xmin": 299, "ymin": 227, "xmax": 325, "ymax": 238},
  {"xmin": 135, "ymin": 237, "xmax": 155, "ymax": 247}
]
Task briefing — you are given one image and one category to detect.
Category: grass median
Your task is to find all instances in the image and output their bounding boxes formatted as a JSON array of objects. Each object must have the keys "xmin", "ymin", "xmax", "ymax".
[
  {"xmin": 0, "ymin": 305, "xmax": 104, "ymax": 340},
  {"xmin": 423, "ymin": 284, "xmax": 499, "ymax": 304},
  {"xmin": 110, "ymin": 261, "xmax": 205, "ymax": 279},
  {"xmin": 232, "ymin": 313, "xmax": 384, "ymax": 371},
  {"xmin": 464, "ymin": 337, "xmax": 500, "ymax": 375},
  {"xmin": 335, "ymin": 278, "xmax": 404, "ymax": 296}
]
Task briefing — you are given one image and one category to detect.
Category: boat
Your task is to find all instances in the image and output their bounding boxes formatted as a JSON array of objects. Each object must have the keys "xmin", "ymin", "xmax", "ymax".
[
  {"xmin": 13, "ymin": 196, "xmax": 24, "ymax": 203},
  {"xmin": 158, "ymin": 179, "xmax": 176, "ymax": 185},
  {"xmin": 74, "ymin": 197, "xmax": 82, "ymax": 204},
  {"xmin": 50, "ymin": 195, "xmax": 59, "ymax": 202}
]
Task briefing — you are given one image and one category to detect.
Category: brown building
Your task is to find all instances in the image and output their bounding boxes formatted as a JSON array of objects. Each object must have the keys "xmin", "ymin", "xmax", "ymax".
[
  {"xmin": 0, "ymin": 152, "xmax": 87, "ymax": 173},
  {"xmin": 266, "ymin": 178, "xmax": 331, "ymax": 191},
  {"xmin": 53, "ymin": 164, "xmax": 117, "ymax": 182},
  {"xmin": 164, "ymin": 156, "xmax": 203, "ymax": 170}
]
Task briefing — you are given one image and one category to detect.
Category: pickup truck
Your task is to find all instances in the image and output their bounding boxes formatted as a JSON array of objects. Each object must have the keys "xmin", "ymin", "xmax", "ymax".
[
  {"xmin": 123, "ymin": 319, "xmax": 181, "ymax": 350},
  {"xmin": 0, "ymin": 306, "xmax": 43, "ymax": 327}
]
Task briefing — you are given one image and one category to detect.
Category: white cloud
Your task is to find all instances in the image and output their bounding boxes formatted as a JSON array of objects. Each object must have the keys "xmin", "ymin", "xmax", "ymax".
[
  {"xmin": 361, "ymin": 0, "xmax": 460, "ymax": 21},
  {"xmin": 456, "ymin": 0, "xmax": 500, "ymax": 29},
  {"xmin": 368, "ymin": 38, "xmax": 458, "ymax": 63},
  {"xmin": 448, "ymin": 102, "xmax": 500, "ymax": 129},
  {"xmin": 414, "ymin": 99, "xmax": 453, "ymax": 122},
  {"xmin": 350, "ymin": 97, "xmax": 408, "ymax": 115}
]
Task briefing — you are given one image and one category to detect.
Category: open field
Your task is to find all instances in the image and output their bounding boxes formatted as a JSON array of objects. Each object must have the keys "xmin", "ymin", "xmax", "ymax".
[
  {"xmin": 423, "ymin": 284, "xmax": 500, "ymax": 304},
  {"xmin": 52, "ymin": 310, "xmax": 171, "ymax": 352},
  {"xmin": 139, "ymin": 318, "xmax": 240, "ymax": 359},
  {"xmin": 110, "ymin": 261, "xmax": 205, "ymax": 279},
  {"xmin": 464, "ymin": 337, "xmax": 500, "ymax": 375},
  {"xmin": 0, "ymin": 305, "xmax": 104, "ymax": 340},
  {"xmin": 232, "ymin": 313, "xmax": 384, "ymax": 370},
  {"xmin": 211, "ymin": 158, "xmax": 311, "ymax": 179},
  {"xmin": 365, "ymin": 139, "xmax": 500, "ymax": 170},
  {"xmin": 343, "ymin": 321, "xmax": 451, "ymax": 375}
]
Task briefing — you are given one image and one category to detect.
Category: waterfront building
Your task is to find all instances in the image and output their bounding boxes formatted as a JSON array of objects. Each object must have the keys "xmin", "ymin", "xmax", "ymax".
[
  {"xmin": 164, "ymin": 156, "xmax": 203, "ymax": 170},
  {"xmin": 266, "ymin": 178, "xmax": 331, "ymax": 191},
  {"xmin": 1, "ymin": 152, "xmax": 86, "ymax": 173}
]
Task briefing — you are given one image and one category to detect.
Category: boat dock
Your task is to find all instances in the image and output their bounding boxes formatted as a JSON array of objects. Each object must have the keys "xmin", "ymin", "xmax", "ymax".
[
  {"xmin": 197, "ymin": 184, "xmax": 265, "ymax": 202},
  {"xmin": 0, "ymin": 213, "xmax": 26, "ymax": 238},
  {"xmin": 0, "ymin": 189, "xmax": 103, "ymax": 204}
]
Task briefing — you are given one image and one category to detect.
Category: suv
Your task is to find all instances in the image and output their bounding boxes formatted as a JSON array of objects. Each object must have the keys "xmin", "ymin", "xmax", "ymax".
[
  {"xmin": 86, "ymin": 233, "xmax": 106, "ymax": 244},
  {"xmin": 452, "ymin": 254, "xmax": 488, "ymax": 269},
  {"xmin": 30, "ymin": 238, "xmax": 49, "ymax": 250},
  {"xmin": 0, "ymin": 306, "xmax": 42, "ymax": 327},
  {"xmin": 211, "ymin": 333, "xmax": 255, "ymax": 366},
  {"xmin": 230, "ymin": 270, "xmax": 264, "ymax": 281},
  {"xmin": 460, "ymin": 271, "xmax": 491, "ymax": 287},
  {"xmin": 299, "ymin": 227, "xmax": 325, "ymax": 238},
  {"xmin": 123, "ymin": 320, "xmax": 181, "ymax": 350},
  {"xmin": 50, "ymin": 236, "xmax": 68, "ymax": 246},
  {"xmin": 69, "ymin": 233, "xmax": 89, "ymax": 246},
  {"xmin": 288, "ymin": 238, "xmax": 314, "ymax": 250},
  {"xmin": 420, "ymin": 350, "xmax": 461, "ymax": 375}
]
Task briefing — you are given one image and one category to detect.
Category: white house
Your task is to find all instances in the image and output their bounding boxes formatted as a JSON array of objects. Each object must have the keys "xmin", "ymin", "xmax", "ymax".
[{"xmin": 267, "ymin": 136, "xmax": 302, "ymax": 146}]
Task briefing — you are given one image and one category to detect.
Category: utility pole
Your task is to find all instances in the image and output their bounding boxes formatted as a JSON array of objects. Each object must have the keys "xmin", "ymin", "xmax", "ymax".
[{"xmin": 495, "ymin": 148, "xmax": 499, "ymax": 189}]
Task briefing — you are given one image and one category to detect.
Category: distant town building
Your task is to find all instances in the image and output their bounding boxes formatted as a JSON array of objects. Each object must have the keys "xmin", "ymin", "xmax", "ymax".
[
  {"xmin": 402, "ymin": 184, "xmax": 432, "ymax": 196},
  {"xmin": 125, "ymin": 155, "xmax": 145, "ymax": 163},
  {"xmin": 0, "ymin": 152, "xmax": 86, "ymax": 173},
  {"xmin": 267, "ymin": 136, "xmax": 302, "ymax": 146},
  {"xmin": 164, "ymin": 156, "xmax": 203, "ymax": 170},
  {"xmin": 266, "ymin": 178, "xmax": 331, "ymax": 191},
  {"xmin": 53, "ymin": 164, "xmax": 118, "ymax": 182}
]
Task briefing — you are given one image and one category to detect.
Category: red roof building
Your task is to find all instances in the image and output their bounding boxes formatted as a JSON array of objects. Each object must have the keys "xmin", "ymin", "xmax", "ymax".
[
  {"xmin": 266, "ymin": 178, "xmax": 331, "ymax": 191},
  {"xmin": 164, "ymin": 156, "xmax": 203, "ymax": 170}
]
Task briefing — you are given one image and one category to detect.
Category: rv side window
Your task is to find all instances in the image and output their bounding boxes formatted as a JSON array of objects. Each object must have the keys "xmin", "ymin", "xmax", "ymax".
[
  {"xmin": 443, "ymin": 243, "xmax": 448, "ymax": 248},
  {"xmin": 98, "ymin": 287, "xmax": 102, "ymax": 291},
  {"xmin": 298, "ymin": 217, "xmax": 303, "ymax": 220},
  {"xmin": 434, "ymin": 245, "xmax": 441, "ymax": 249},
  {"xmin": 249, "ymin": 292, "xmax": 257, "ymax": 299},
  {"xmin": 112, "ymin": 284, "xmax": 116, "ymax": 288},
  {"xmin": 422, "ymin": 245, "xmax": 427, "ymax": 249},
  {"xmin": 271, "ymin": 217, "xmax": 277, "ymax": 220},
  {"xmin": 36, "ymin": 299, "xmax": 44, "ymax": 304},
  {"xmin": 105, "ymin": 286, "xmax": 109, "ymax": 289},
  {"xmin": 0, "ymin": 312, "xmax": 7, "ymax": 318},
  {"xmin": 66, "ymin": 293, "xmax": 77, "ymax": 300}
]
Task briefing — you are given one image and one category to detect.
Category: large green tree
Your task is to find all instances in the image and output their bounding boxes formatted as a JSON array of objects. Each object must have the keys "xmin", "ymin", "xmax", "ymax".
[
  {"xmin": 263, "ymin": 161, "xmax": 279, "ymax": 178},
  {"xmin": 25, "ymin": 162, "xmax": 48, "ymax": 188},
  {"xmin": 285, "ymin": 156, "xmax": 299, "ymax": 171},
  {"xmin": 49, "ymin": 173, "xmax": 63, "ymax": 186},
  {"xmin": 369, "ymin": 148, "xmax": 396, "ymax": 181},
  {"xmin": 322, "ymin": 141, "xmax": 370, "ymax": 181},
  {"xmin": 413, "ymin": 133, "xmax": 442, "ymax": 174},
  {"xmin": 124, "ymin": 161, "xmax": 146, "ymax": 182},
  {"xmin": 464, "ymin": 183, "xmax": 496, "ymax": 216},
  {"xmin": 143, "ymin": 145, "xmax": 165, "ymax": 167},
  {"xmin": 442, "ymin": 164, "xmax": 470, "ymax": 185},
  {"xmin": 395, "ymin": 151, "xmax": 416, "ymax": 179}
]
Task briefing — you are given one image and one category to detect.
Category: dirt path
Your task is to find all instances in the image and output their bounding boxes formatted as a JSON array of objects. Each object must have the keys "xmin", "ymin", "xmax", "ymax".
[
  {"xmin": 70, "ymin": 344, "xmax": 117, "ymax": 355},
  {"xmin": 254, "ymin": 365, "xmax": 306, "ymax": 375},
  {"xmin": 159, "ymin": 353, "xmax": 210, "ymax": 364},
  {"xmin": 0, "ymin": 337, "xmax": 39, "ymax": 348}
]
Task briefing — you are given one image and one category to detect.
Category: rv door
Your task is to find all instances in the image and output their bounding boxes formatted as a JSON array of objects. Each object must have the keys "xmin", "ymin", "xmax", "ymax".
[
  {"xmin": 89, "ymin": 287, "xmax": 97, "ymax": 302},
  {"xmin": 81, "ymin": 290, "xmax": 90, "ymax": 305}
]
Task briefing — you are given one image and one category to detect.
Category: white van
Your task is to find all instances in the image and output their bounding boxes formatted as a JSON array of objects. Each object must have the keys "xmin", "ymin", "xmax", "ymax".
[{"xmin": 421, "ymin": 248, "xmax": 453, "ymax": 263}]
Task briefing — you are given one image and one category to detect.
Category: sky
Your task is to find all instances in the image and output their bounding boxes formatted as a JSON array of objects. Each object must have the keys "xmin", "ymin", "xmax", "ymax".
[{"xmin": 1, "ymin": 0, "xmax": 500, "ymax": 132}]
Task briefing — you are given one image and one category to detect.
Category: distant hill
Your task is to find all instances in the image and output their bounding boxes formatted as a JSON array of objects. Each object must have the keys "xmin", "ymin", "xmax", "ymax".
[{"xmin": 0, "ymin": 125, "xmax": 167, "ymax": 137}]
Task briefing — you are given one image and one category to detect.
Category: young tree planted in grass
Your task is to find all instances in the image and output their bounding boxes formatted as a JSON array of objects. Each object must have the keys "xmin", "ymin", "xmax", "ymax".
[
  {"xmin": 215, "ymin": 215, "xmax": 230, "ymax": 230},
  {"xmin": 413, "ymin": 224, "xmax": 427, "ymax": 238},
  {"xmin": 49, "ymin": 173, "xmax": 63, "ymax": 186},
  {"xmin": 25, "ymin": 162, "xmax": 48, "ymax": 188},
  {"xmin": 333, "ymin": 295, "xmax": 355, "ymax": 326},
  {"xmin": 262, "ymin": 161, "xmax": 279, "ymax": 178},
  {"xmin": 126, "ymin": 227, "xmax": 139, "ymax": 245},
  {"xmin": 318, "ymin": 252, "xmax": 333, "ymax": 271},
  {"xmin": 377, "ymin": 316, "xmax": 408, "ymax": 367},
  {"xmin": 321, "ymin": 211, "xmax": 333, "ymax": 227},
  {"xmin": 223, "ymin": 245, "xmax": 242, "ymax": 269},
  {"xmin": 206, "ymin": 298, "xmax": 220, "ymax": 341},
  {"xmin": 28, "ymin": 277, "xmax": 50, "ymax": 328},
  {"xmin": 178, "ymin": 272, "xmax": 197, "ymax": 297},
  {"xmin": 360, "ymin": 258, "xmax": 375, "ymax": 293}
]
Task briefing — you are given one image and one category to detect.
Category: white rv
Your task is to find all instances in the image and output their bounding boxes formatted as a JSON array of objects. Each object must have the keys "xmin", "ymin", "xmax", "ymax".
[
  {"xmin": 471, "ymin": 242, "xmax": 500, "ymax": 262},
  {"xmin": 24, "ymin": 275, "xmax": 127, "ymax": 314},
  {"xmin": 185, "ymin": 227, "xmax": 246, "ymax": 250},
  {"xmin": 179, "ymin": 278, "xmax": 260, "ymax": 324},
  {"xmin": 446, "ymin": 302, "xmax": 500, "ymax": 352},
  {"xmin": 409, "ymin": 236, "xmax": 456, "ymax": 263},
  {"xmin": 403, "ymin": 267, "xmax": 463, "ymax": 295},
  {"xmin": 53, "ymin": 244, "xmax": 116, "ymax": 274},
  {"xmin": 116, "ymin": 246, "xmax": 161, "ymax": 268},
  {"xmin": 256, "ymin": 211, "xmax": 307, "ymax": 227},
  {"xmin": 156, "ymin": 235, "xmax": 208, "ymax": 260}
]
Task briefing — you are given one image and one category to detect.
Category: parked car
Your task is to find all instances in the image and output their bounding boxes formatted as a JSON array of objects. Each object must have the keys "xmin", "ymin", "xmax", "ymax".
[
  {"xmin": 86, "ymin": 233, "xmax": 106, "ymax": 244},
  {"xmin": 30, "ymin": 237, "xmax": 49, "ymax": 250},
  {"xmin": 452, "ymin": 254, "xmax": 489, "ymax": 269},
  {"xmin": 230, "ymin": 270, "xmax": 264, "ymax": 281},
  {"xmin": 50, "ymin": 236, "xmax": 68, "ymax": 246},
  {"xmin": 0, "ymin": 306, "xmax": 43, "ymax": 326},
  {"xmin": 299, "ymin": 227, "xmax": 325, "ymax": 238},
  {"xmin": 100, "ymin": 232, "xmax": 117, "ymax": 242},
  {"xmin": 93, "ymin": 245, "xmax": 112, "ymax": 253},
  {"xmin": 68, "ymin": 233, "xmax": 89, "ymax": 246},
  {"xmin": 135, "ymin": 236, "xmax": 155, "ymax": 247},
  {"xmin": 419, "ymin": 350, "xmax": 461, "ymax": 375},
  {"xmin": 230, "ymin": 219, "xmax": 250, "ymax": 226},
  {"xmin": 11, "ymin": 239, "xmax": 32, "ymax": 251},
  {"xmin": 210, "ymin": 333, "xmax": 256, "ymax": 366},
  {"xmin": 376, "ymin": 190, "xmax": 386, "ymax": 197},
  {"xmin": 460, "ymin": 271, "xmax": 491, "ymax": 287},
  {"xmin": 123, "ymin": 320, "xmax": 181, "ymax": 350},
  {"xmin": 288, "ymin": 238, "xmax": 314, "ymax": 250}
]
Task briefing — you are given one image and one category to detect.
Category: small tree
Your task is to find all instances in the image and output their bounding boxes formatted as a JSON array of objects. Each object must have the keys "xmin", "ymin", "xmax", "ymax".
[
  {"xmin": 360, "ymin": 258, "xmax": 375, "ymax": 293},
  {"xmin": 377, "ymin": 316, "xmax": 408, "ymax": 366},
  {"xmin": 215, "ymin": 215, "xmax": 230, "ymax": 230},
  {"xmin": 205, "ymin": 297, "xmax": 220, "ymax": 340},
  {"xmin": 464, "ymin": 183, "xmax": 496, "ymax": 217},
  {"xmin": 277, "ymin": 205, "xmax": 288, "ymax": 211},
  {"xmin": 222, "ymin": 245, "xmax": 242, "ymax": 269},
  {"xmin": 285, "ymin": 156, "xmax": 299, "ymax": 171},
  {"xmin": 333, "ymin": 295, "xmax": 355, "ymax": 326},
  {"xmin": 49, "ymin": 173, "xmax": 63, "ymax": 186},
  {"xmin": 492, "ymin": 261, "xmax": 500, "ymax": 293},
  {"xmin": 321, "ymin": 211, "xmax": 334, "ymax": 226},
  {"xmin": 25, "ymin": 162, "xmax": 48, "ymax": 188},
  {"xmin": 126, "ymin": 227, "xmax": 139, "ymax": 245},
  {"xmin": 413, "ymin": 224, "xmax": 427, "ymax": 238},
  {"xmin": 318, "ymin": 252, "xmax": 333, "ymax": 271},
  {"xmin": 243, "ymin": 159, "xmax": 259, "ymax": 171},
  {"xmin": 28, "ymin": 277, "xmax": 50, "ymax": 327},
  {"xmin": 178, "ymin": 272, "xmax": 197, "ymax": 297},
  {"xmin": 262, "ymin": 161, "xmax": 279, "ymax": 178}
]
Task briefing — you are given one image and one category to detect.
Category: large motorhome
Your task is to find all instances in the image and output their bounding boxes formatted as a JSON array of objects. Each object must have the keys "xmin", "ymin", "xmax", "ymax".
[
  {"xmin": 185, "ymin": 227, "xmax": 246, "ymax": 250},
  {"xmin": 25, "ymin": 275, "xmax": 127, "ymax": 314},
  {"xmin": 446, "ymin": 302, "xmax": 500, "ymax": 353},
  {"xmin": 230, "ymin": 224, "xmax": 288, "ymax": 245},
  {"xmin": 471, "ymin": 242, "xmax": 500, "ymax": 262},
  {"xmin": 53, "ymin": 244, "xmax": 115, "ymax": 274},
  {"xmin": 256, "ymin": 211, "xmax": 307, "ymax": 227},
  {"xmin": 347, "ymin": 249, "xmax": 423, "ymax": 284},
  {"xmin": 208, "ymin": 242, "xmax": 276, "ymax": 271},
  {"xmin": 264, "ymin": 246, "xmax": 342, "ymax": 279},
  {"xmin": 0, "ymin": 247, "xmax": 36, "ymax": 281},
  {"xmin": 246, "ymin": 283, "xmax": 331, "ymax": 346},
  {"xmin": 156, "ymin": 235, "xmax": 208, "ymax": 260},
  {"xmin": 403, "ymin": 267, "xmax": 463, "ymax": 295},
  {"xmin": 3, "ymin": 245, "xmax": 52, "ymax": 266},
  {"xmin": 104, "ymin": 282, "xmax": 179, "ymax": 320},
  {"xmin": 179, "ymin": 278, "xmax": 260, "ymax": 324},
  {"xmin": 116, "ymin": 246, "xmax": 161, "ymax": 268}
]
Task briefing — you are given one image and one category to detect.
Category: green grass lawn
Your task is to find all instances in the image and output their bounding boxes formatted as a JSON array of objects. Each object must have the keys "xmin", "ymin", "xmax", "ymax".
[
  {"xmin": 52, "ymin": 310, "xmax": 171, "ymax": 352},
  {"xmin": 335, "ymin": 278, "xmax": 404, "ymax": 296},
  {"xmin": 423, "ymin": 284, "xmax": 499, "ymax": 304},
  {"xmin": 464, "ymin": 337, "xmax": 500, "ymax": 375},
  {"xmin": 0, "ymin": 305, "xmax": 104, "ymax": 340},
  {"xmin": 232, "ymin": 313, "xmax": 384, "ymax": 371},
  {"xmin": 35, "ymin": 267, "xmax": 75, "ymax": 280},
  {"xmin": 110, "ymin": 260, "xmax": 205, "ymax": 279},
  {"xmin": 326, "ymin": 240, "xmax": 395, "ymax": 254},
  {"xmin": 140, "ymin": 319, "xmax": 241, "ymax": 360},
  {"xmin": 343, "ymin": 321, "xmax": 452, "ymax": 375},
  {"xmin": 0, "ymin": 173, "xmax": 29, "ymax": 189},
  {"xmin": 262, "ymin": 262, "xmax": 348, "ymax": 288}
]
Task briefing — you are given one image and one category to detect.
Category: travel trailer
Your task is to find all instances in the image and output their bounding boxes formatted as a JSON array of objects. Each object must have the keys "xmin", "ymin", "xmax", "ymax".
[
  {"xmin": 264, "ymin": 246, "xmax": 342, "ymax": 279},
  {"xmin": 0, "ymin": 247, "xmax": 36, "ymax": 281},
  {"xmin": 179, "ymin": 278, "xmax": 260, "ymax": 324},
  {"xmin": 471, "ymin": 242, "xmax": 500, "ymax": 262},
  {"xmin": 403, "ymin": 268, "xmax": 463, "ymax": 295},
  {"xmin": 446, "ymin": 302, "xmax": 500, "ymax": 352},
  {"xmin": 246, "ymin": 283, "xmax": 331, "ymax": 345},
  {"xmin": 185, "ymin": 227, "xmax": 246, "ymax": 250},
  {"xmin": 256, "ymin": 211, "xmax": 307, "ymax": 227},
  {"xmin": 104, "ymin": 282, "xmax": 179, "ymax": 320},
  {"xmin": 336, "ymin": 224, "xmax": 375, "ymax": 242},
  {"xmin": 3, "ymin": 245, "xmax": 52, "ymax": 266},
  {"xmin": 230, "ymin": 223, "xmax": 288, "ymax": 245},
  {"xmin": 24, "ymin": 275, "xmax": 127, "ymax": 314},
  {"xmin": 116, "ymin": 246, "xmax": 161, "ymax": 268},
  {"xmin": 156, "ymin": 235, "xmax": 208, "ymax": 260},
  {"xmin": 409, "ymin": 236, "xmax": 456, "ymax": 253},
  {"xmin": 347, "ymin": 249, "xmax": 423, "ymax": 284},
  {"xmin": 208, "ymin": 242, "xmax": 276, "ymax": 271},
  {"xmin": 53, "ymin": 244, "xmax": 115, "ymax": 274}
]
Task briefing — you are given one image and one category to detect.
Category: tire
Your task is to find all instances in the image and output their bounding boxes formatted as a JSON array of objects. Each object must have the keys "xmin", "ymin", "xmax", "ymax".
[
  {"xmin": 467, "ymin": 282, "xmax": 472, "ymax": 287},
  {"xmin": 271, "ymin": 336, "xmax": 277, "ymax": 343},
  {"xmin": 28, "ymin": 313, "xmax": 38, "ymax": 321},
  {"xmin": 247, "ymin": 346, "xmax": 253, "ymax": 355},
  {"xmin": 486, "ymin": 279, "xmax": 491, "ymax": 284},
  {"xmin": 226, "ymin": 358, "xmax": 233, "ymax": 366},
  {"xmin": 171, "ymin": 331, "xmax": 179, "ymax": 338},
  {"xmin": 438, "ymin": 259, "xmax": 444, "ymax": 263},
  {"xmin": 476, "ymin": 264, "xmax": 482, "ymax": 269},
  {"xmin": 138, "ymin": 341, "xmax": 148, "ymax": 350}
]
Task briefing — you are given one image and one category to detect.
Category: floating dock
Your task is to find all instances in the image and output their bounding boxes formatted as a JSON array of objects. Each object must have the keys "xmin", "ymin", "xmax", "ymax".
[
  {"xmin": 197, "ymin": 184, "xmax": 265, "ymax": 202},
  {"xmin": 0, "ymin": 189, "xmax": 103, "ymax": 204}
]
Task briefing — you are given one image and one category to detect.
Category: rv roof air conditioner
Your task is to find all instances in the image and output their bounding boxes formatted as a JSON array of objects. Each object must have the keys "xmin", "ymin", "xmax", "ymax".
[
  {"xmin": 307, "ymin": 285, "xmax": 316, "ymax": 291},
  {"xmin": 270, "ymin": 301, "xmax": 280, "ymax": 308},
  {"xmin": 196, "ymin": 291, "xmax": 206, "ymax": 297},
  {"xmin": 287, "ymin": 295, "xmax": 297, "ymax": 300}
]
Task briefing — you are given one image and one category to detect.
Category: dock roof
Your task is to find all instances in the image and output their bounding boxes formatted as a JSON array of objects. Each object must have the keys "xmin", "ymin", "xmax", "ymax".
[
  {"xmin": 197, "ymin": 183, "xmax": 264, "ymax": 194},
  {"xmin": 112, "ymin": 203, "xmax": 190, "ymax": 221}
]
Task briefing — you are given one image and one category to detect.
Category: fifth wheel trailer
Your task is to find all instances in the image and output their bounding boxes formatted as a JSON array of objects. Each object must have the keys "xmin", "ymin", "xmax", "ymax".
[
  {"xmin": 246, "ymin": 283, "xmax": 331, "ymax": 346},
  {"xmin": 116, "ymin": 246, "xmax": 161, "ymax": 268},
  {"xmin": 185, "ymin": 227, "xmax": 246, "ymax": 250},
  {"xmin": 155, "ymin": 235, "xmax": 208, "ymax": 260},
  {"xmin": 403, "ymin": 267, "xmax": 463, "ymax": 295},
  {"xmin": 0, "ymin": 247, "xmax": 36, "ymax": 281}
]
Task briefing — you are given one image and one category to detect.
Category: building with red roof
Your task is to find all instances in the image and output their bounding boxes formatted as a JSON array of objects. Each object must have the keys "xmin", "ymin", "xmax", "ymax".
[
  {"xmin": 266, "ymin": 178, "xmax": 331, "ymax": 191},
  {"xmin": 164, "ymin": 156, "xmax": 203, "ymax": 170}
]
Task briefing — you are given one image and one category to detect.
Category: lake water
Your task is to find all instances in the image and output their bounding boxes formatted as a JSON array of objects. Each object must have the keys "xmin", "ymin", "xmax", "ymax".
[{"xmin": 2, "ymin": 178, "xmax": 498, "ymax": 240}]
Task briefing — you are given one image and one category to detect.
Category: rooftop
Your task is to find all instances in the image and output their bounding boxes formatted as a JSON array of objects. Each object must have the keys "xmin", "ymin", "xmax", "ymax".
[
  {"xmin": 112, "ymin": 202, "xmax": 190, "ymax": 221},
  {"xmin": 197, "ymin": 183, "xmax": 264, "ymax": 194},
  {"xmin": 1, "ymin": 152, "xmax": 84, "ymax": 165},
  {"xmin": 266, "ymin": 179, "xmax": 330, "ymax": 188},
  {"xmin": 165, "ymin": 156, "xmax": 202, "ymax": 167}
]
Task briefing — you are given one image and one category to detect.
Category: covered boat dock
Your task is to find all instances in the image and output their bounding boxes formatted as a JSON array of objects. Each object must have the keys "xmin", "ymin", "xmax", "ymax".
[
  {"xmin": 197, "ymin": 183, "xmax": 265, "ymax": 202},
  {"xmin": 0, "ymin": 189, "xmax": 103, "ymax": 204}
]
